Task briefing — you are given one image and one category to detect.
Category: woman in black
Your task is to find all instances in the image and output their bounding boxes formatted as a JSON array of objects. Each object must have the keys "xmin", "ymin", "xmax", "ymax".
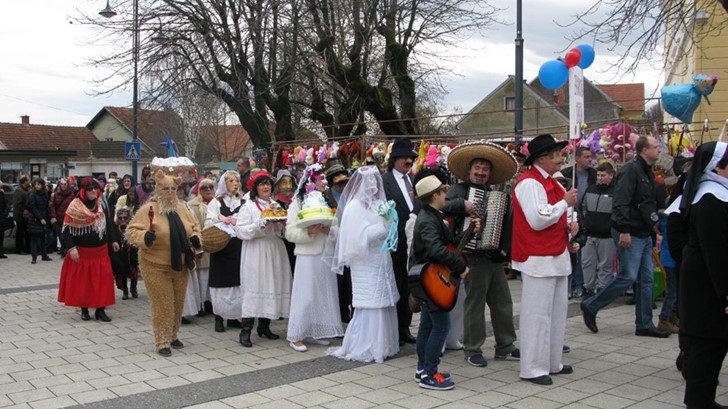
[
  {"xmin": 677, "ymin": 141, "xmax": 728, "ymax": 409},
  {"xmin": 206, "ymin": 170, "xmax": 245, "ymax": 333},
  {"xmin": 27, "ymin": 178, "xmax": 52, "ymax": 264}
]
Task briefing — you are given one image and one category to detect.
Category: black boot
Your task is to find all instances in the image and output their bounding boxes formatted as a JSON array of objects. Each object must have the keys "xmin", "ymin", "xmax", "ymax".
[
  {"xmin": 257, "ymin": 318, "xmax": 279, "ymax": 339},
  {"xmin": 81, "ymin": 308, "xmax": 90, "ymax": 321},
  {"xmin": 122, "ymin": 289, "xmax": 129, "ymax": 300},
  {"xmin": 214, "ymin": 315, "xmax": 225, "ymax": 333},
  {"xmin": 239, "ymin": 318, "xmax": 254, "ymax": 347},
  {"xmin": 130, "ymin": 281, "xmax": 138, "ymax": 299},
  {"xmin": 95, "ymin": 308, "xmax": 111, "ymax": 322}
]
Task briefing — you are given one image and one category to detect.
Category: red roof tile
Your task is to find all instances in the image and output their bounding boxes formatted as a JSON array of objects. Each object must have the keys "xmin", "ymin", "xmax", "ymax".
[
  {"xmin": 198, "ymin": 125, "xmax": 251, "ymax": 162},
  {"xmin": 596, "ymin": 84, "xmax": 645, "ymax": 113},
  {"xmin": 0, "ymin": 122, "xmax": 96, "ymax": 159}
]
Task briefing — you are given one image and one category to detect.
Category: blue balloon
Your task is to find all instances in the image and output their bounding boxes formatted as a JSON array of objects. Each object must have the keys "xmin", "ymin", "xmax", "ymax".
[
  {"xmin": 662, "ymin": 83, "xmax": 701, "ymax": 124},
  {"xmin": 576, "ymin": 44, "xmax": 595, "ymax": 69},
  {"xmin": 538, "ymin": 60, "xmax": 569, "ymax": 90}
]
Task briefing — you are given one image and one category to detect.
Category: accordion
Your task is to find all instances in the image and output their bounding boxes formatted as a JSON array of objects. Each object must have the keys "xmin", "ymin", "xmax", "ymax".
[{"xmin": 463, "ymin": 187, "xmax": 512, "ymax": 261}]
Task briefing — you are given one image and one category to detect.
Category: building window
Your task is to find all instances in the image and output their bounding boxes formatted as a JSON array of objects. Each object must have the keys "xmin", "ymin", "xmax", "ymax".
[
  {"xmin": 505, "ymin": 97, "xmax": 516, "ymax": 111},
  {"xmin": 106, "ymin": 138, "xmax": 114, "ymax": 141}
]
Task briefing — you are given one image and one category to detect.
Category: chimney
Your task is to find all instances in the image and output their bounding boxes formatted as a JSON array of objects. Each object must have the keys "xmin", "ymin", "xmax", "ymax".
[{"xmin": 21, "ymin": 115, "xmax": 29, "ymax": 125}]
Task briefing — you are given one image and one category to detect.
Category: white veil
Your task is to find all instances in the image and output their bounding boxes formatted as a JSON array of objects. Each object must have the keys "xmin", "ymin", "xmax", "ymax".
[
  {"xmin": 215, "ymin": 170, "xmax": 242, "ymax": 198},
  {"xmin": 323, "ymin": 165, "xmax": 390, "ymax": 274}
]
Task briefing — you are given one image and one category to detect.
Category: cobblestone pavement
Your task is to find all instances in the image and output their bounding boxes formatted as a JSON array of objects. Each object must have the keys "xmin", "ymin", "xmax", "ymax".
[{"xmin": 0, "ymin": 251, "xmax": 725, "ymax": 409}]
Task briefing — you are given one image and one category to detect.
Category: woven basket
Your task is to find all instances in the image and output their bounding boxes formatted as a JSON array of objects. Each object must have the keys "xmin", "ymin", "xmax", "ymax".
[{"xmin": 201, "ymin": 226, "xmax": 231, "ymax": 253}]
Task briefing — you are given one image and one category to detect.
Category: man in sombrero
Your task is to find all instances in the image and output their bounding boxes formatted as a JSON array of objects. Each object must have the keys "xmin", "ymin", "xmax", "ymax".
[
  {"xmin": 445, "ymin": 140, "xmax": 520, "ymax": 368},
  {"xmin": 511, "ymin": 134, "xmax": 578, "ymax": 385}
]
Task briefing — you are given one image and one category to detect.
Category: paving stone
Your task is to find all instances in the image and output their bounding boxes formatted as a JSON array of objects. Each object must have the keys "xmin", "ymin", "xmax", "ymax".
[{"xmin": 26, "ymin": 395, "xmax": 77, "ymax": 409}]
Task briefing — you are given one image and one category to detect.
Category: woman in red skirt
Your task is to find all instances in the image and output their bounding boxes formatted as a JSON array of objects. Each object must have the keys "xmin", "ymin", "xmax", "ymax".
[{"xmin": 58, "ymin": 177, "xmax": 119, "ymax": 321}]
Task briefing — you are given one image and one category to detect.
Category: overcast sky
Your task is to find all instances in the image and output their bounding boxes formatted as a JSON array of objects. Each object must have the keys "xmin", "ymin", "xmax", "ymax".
[{"xmin": 0, "ymin": 0, "xmax": 663, "ymax": 127}]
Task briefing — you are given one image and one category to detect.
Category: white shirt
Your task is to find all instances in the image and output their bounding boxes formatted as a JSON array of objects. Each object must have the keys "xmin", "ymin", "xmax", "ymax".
[
  {"xmin": 512, "ymin": 165, "xmax": 572, "ymax": 278},
  {"xmin": 392, "ymin": 168, "xmax": 414, "ymax": 211}
]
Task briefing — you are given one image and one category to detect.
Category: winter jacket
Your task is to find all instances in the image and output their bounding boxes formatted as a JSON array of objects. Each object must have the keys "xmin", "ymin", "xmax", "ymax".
[
  {"xmin": 27, "ymin": 190, "xmax": 51, "ymax": 234},
  {"xmin": 611, "ymin": 155, "xmax": 658, "ymax": 238},
  {"xmin": 580, "ymin": 181, "xmax": 615, "ymax": 238}
]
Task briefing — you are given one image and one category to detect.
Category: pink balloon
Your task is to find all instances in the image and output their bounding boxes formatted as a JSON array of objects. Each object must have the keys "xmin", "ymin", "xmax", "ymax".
[{"xmin": 565, "ymin": 48, "xmax": 582, "ymax": 69}]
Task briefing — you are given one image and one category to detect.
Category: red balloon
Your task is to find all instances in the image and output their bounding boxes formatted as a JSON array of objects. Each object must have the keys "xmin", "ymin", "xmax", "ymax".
[{"xmin": 564, "ymin": 48, "xmax": 582, "ymax": 69}]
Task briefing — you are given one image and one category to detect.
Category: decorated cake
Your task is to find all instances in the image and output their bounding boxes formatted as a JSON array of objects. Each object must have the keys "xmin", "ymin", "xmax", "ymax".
[
  {"xmin": 260, "ymin": 202, "xmax": 287, "ymax": 220},
  {"xmin": 296, "ymin": 191, "xmax": 335, "ymax": 228},
  {"xmin": 150, "ymin": 156, "xmax": 198, "ymax": 181}
]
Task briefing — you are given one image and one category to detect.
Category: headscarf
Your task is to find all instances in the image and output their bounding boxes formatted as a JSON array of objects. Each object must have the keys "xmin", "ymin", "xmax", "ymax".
[
  {"xmin": 677, "ymin": 141, "xmax": 728, "ymax": 215},
  {"xmin": 215, "ymin": 170, "xmax": 242, "ymax": 198},
  {"xmin": 63, "ymin": 177, "xmax": 106, "ymax": 239}
]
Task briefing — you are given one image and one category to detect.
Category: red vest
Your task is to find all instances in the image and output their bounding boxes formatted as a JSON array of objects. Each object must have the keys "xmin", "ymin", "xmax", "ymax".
[{"xmin": 511, "ymin": 167, "xmax": 568, "ymax": 262}]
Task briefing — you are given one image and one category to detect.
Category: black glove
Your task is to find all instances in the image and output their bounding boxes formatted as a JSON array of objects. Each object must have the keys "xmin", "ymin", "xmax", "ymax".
[
  {"xmin": 190, "ymin": 236, "xmax": 201, "ymax": 248},
  {"xmin": 144, "ymin": 231, "xmax": 156, "ymax": 247}
]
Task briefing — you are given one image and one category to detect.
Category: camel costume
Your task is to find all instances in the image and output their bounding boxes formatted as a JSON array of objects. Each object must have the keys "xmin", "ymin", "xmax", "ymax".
[{"xmin": 126, "ymin": 171, "xmax": 202, "ymax": 355}]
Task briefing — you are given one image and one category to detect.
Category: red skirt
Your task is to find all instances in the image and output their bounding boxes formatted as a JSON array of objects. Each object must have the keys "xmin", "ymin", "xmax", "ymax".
[{"xmin": 58, "ymin": 244, "xmax": 116, "ymax": 308}]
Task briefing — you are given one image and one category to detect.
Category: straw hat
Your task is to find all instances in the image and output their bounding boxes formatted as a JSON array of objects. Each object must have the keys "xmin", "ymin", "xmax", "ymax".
[
  {"xmin": 415, "ymin": 175, "xmax": 446, "ymax": 199},
  {"xmin": 447, "ymin": 140, "xmax": 519, "ymax": 184},
  {"xmin": 200, "ymin": 226, "xmax": 231, "ymax": 253}
]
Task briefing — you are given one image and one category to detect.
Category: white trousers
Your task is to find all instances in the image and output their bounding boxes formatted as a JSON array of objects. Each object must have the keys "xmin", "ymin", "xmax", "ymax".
[{"xmin": 519, "ymin": 274, "xmax": 568, "ymax": 379}]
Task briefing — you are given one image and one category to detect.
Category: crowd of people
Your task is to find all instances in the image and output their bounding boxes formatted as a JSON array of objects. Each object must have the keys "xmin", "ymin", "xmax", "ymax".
[{"xmin": 1, "ymin": 134, "xmax": 726, "ymax": 408}]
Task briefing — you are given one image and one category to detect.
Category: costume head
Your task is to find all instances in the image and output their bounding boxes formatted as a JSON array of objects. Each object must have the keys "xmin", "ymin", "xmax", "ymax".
[
  {"xmin": 274, "ymin": 169, "xmax": 296, "ymax": 196},
  {"xmin": 116, "ymin": 208, "xmax": 131, "ymax": 227},
  {"xmin": 154, "ymin": 170, "xmax": 183, "ymax": 214},
  {"xmin": 216, "ymin": 170, "xmax": 241, "ymax": 198},
  {"xmin": 325, "ymin": 158, "xmax": 349, "ymax": 188}
]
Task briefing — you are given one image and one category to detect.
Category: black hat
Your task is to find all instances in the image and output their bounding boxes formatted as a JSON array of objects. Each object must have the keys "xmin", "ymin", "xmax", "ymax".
[
  {"xmin": 390, "ymin": 138, "xmax": 418, "ymax": 159},
  {"xmin": 325, "ymin": 158, "xmax": 349, "ymax": 185},
  {"xmin": 524, "ymin": 134, "xmax": 568, "ymax": 166}
]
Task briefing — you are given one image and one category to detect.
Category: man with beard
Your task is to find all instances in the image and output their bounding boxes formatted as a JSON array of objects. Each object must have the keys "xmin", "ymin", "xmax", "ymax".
[
  {"xmin": 445, "ymin": 141, "xmax": 520, "ymax": 368},
  {"xmin": 50, "ymin": 178, "xmax": 76, "ymax": 257},
  {"xmin": 126, "ymin": 170, "xmax": 202, "ymax": 356},
  {"xmin": 136, "ymin": 171, "xmax": 155, "ymax": 205}
]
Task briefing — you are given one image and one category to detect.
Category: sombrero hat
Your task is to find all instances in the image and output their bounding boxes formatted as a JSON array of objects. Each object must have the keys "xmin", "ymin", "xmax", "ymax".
[{"xmin": 447, "ymin": 140, "xmax": 519, "ymax": 184}]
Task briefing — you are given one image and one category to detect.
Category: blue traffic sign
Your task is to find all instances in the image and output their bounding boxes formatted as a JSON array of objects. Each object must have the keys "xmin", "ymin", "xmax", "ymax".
[{"xmin": 125, "ymin": 141, "xmax": 141, "ymax": 161}]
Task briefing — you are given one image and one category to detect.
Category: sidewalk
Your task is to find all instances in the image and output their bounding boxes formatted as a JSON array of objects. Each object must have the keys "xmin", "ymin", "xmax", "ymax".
[{"xmin": 0, "ymin": 252, "xmax": 725, "ymax": 409}]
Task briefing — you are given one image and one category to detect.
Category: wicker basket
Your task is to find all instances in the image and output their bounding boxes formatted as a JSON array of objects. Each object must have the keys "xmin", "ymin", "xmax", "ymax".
[{"xmin": 201, "ymin": 226, "xmax": 231, "ymax": 253}]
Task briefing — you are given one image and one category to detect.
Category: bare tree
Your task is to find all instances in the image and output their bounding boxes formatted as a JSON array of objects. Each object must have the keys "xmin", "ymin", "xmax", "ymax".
[{"xmin": 562, "ymin": 0, "xmax": 728, "ymax": 75}]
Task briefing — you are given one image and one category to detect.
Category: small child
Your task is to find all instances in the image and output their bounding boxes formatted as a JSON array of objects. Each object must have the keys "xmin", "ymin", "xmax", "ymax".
[{"xmin": 409, "ymin": 175, "xmax": 473, "ymax": 391}]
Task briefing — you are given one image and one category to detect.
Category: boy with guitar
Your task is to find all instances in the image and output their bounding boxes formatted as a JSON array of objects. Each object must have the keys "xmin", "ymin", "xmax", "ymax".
[{"xmin": 409, "ymin": 175, "xmax": 479, "ymax": 390}]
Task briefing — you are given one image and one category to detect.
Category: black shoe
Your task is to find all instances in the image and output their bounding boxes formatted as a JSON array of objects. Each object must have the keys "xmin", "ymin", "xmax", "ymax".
[
  {"xmin": 227, "ymin": 319, "xmax": 243, "ymax": 328},
  {"xmin": 158, "ymin": 347, "xmax": 172, "ymax": 357},
  {"xmin": 550, "ymin": 365, "xmax": 573, "ymax": 375},
  {"xmin": 95, "ymin": 308, "xmax": 111, "ymax": 322},
  {"xmin": 196, "ymin": 310, "xmax": 206, "ymax": 317},
  {"xmin": 399, "ymin": 331, "xmax": 417, "ymax": 345},
  {"xmin": 257, "ymin": 327, "xmax": 280, "ymax": 339},
  {"xmin": 0, "ymin": 254, "xmax": 7, "ymax": 259},
  {"xmin": 214, "ymin": 316, "xmax": 225, "ymax": 333},
  {"xmin": 41, "ymin": 256, "xmax": 52, "ymax": 261},
  {"xmin": 521, "ymin": 375, "xmax": 553, "ymax": 385},
  {"xmin": 31, "ymin": 260, "xmax": 36, "ymax": 264},
  {"xmin": 170, "ymin": 339, "xmax": 184, "ymax": 349},
  {"xmin": 181, "ymin": 317, "xmax": 191, "ymax": 325},
  {"xmin": 562, "ymin": 345, "xmax": 571, "ymax": 353},
  {"xmin": 130, "ymin": 288, "xmax": 138, "ymax": 299},
  {"xmin": 635, "ymin": 327, "xmax": 671, "ymax": 338},
  {"xmin": 122, "ymin": 290, "xmax": 129, "ymax": 300},
  {"xmin": 580, "ymin": 302, "xmax": 598, "ymax": 333},
  {"xmin": 81, "ymin": 308, "xmax": 91, "ymax": 321}
]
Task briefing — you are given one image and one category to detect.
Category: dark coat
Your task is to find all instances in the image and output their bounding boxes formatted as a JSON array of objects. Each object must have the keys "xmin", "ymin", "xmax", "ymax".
[
  {"xmin": 679, "ymin": 194, "xmax": 728, "ymax": 339},
  {"xmin": 27, "ymin": 190, "xmax": 51, "ymax": 234},
  {"xmin": 0, "ymin": 191, "xmax": 8, "ymax": 231},
  {"xmin": 12, "ymin": 185, "xmax": 28, "ymax": 220},
  {"xmin": 580, "ymin": 181, "xmax": 615, "ymax": 238},
  {"xmin": 382, "ymin": 170, "xmax": 420, "ymax": 257},
  {"xmin": 611, "ymin": 155, "xmax": 657, "ymax": 238}
]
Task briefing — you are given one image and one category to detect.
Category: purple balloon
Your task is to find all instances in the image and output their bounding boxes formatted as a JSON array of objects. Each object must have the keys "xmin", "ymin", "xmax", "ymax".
[
  {"xmin": 576, "ymin": 44, "xmax": 595, "ymax": 69},
  {"xmin": 539, "ymin": 60, "xmax": 569, "ymax": 90}
]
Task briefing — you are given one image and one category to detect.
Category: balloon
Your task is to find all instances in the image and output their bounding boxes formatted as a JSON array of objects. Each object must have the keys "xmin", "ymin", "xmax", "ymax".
[
  {"xmin": 539, "ymin": 60, "xmax": 569, "ymax": 90},
  {"xmin": 693, "ymin": 73, "xmax": 718, "ymax": 96},
  {"xmin": 575, "ymin": 44, "xmax": 595, "ymax": 69},
  {"xmin": 564, "ymin": 48, "xmax": 582, "ymax": 69},
  {"xmin": 661, "ymin": 83, "xmax": 701, "ymax": 124}
]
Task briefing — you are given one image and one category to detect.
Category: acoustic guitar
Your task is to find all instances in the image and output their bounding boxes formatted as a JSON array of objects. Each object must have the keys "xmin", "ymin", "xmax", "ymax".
[{"xmin": 420, "ymin": 218, "xmax": 478, "ymax": 311}]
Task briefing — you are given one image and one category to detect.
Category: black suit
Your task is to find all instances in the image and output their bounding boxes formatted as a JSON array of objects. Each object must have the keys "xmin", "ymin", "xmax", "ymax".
[{"xmin": 382, "ymin": 170, "xmax": 420, "ymax": 337}]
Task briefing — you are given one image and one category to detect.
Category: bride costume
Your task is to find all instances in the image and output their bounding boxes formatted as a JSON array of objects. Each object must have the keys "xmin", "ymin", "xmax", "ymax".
[{"xmin": 324, "ymin": 165, "xmax": 400, "ymax": 363}]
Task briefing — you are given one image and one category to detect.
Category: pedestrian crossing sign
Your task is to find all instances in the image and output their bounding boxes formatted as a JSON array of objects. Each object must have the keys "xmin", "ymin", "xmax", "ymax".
[{"xmin": 125, "ymin": 141, "xmax": 141, "ymax": 161}]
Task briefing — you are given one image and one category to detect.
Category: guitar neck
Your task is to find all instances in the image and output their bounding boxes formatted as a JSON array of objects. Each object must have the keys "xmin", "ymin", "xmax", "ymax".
[{"xmin": 455, "ymin": 223, "xmax": 476, "ymax": 257}]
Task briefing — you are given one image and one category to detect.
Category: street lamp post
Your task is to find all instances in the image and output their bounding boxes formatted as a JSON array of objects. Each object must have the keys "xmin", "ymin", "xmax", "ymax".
[{"xmin": 100, "ymin": 0, "xmax": 140, "ymax": 183}]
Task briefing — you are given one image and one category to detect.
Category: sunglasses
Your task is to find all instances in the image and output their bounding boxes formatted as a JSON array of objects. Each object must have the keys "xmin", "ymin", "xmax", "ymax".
[
  {"xmin": 117, "ymin": 216, "xmax": 129, "ymax": 221},
  {"xmin": 200, "ymin": 186, "xmax": 214, "ymax": 191}
]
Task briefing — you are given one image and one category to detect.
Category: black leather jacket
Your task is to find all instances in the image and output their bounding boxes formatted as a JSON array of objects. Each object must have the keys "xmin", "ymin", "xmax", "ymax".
[{"xmin": 611, "ymin": 155, "xmax": 657, "ymax": 238}]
